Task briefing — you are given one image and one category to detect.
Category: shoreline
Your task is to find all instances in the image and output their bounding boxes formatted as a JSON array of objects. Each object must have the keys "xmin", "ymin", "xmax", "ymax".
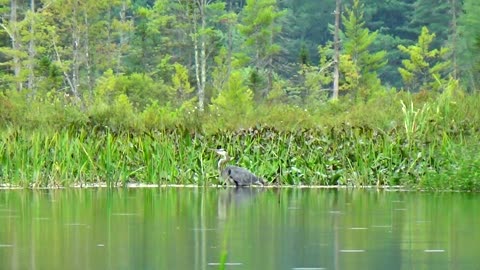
[{"xmin": 0, "ymin": 182, "xmax": 427, "ymax": 191}]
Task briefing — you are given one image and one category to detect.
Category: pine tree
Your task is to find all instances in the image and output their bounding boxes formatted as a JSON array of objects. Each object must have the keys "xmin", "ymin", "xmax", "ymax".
[
  {"xmin": 362, "ymin": 0, "xmax": 416, "ymax": 88},
  {"xmin": 363, "ymin": 0, "xmax": 417, "ymax": 40},
  {"xmin": 238, "ymin": 0, "xmax": 285, "ymax": 100},
  {"xmin": 0, "ymin": 0, "xmax": 24, "ymax": 91},
  {"xmin": 277, "ymin": 0, "xmax": 336, "ymax": 66},
  {"xmin": 341, "ymin": 0, "xmax": 386, "ymax": 101},
  {"xmin": 410, "ymin": 0, "xmax": 450, "ymax": 49},
  {"xmin": 170, "ymin": 63, "xmax": 197, "ymax": 112},
  {"xmin": 398, "ymin": 26, "xmax": 450, "ymax": 92},
  {"xmin": 210, "ymin": 71, "xmax": 254, "ymax": 127},
  {"xmin": 457, "ymin": 0, "xmax": 480, "ymax": 90}
]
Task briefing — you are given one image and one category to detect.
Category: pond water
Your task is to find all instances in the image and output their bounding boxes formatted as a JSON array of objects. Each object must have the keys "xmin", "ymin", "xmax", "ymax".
[{"xmin": 0, "ymin": 188, "xmax": 479, "ymax": 270}]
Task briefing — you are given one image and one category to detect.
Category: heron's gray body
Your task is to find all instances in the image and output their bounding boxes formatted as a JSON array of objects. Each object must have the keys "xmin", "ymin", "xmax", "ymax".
[
  {"xmin": 215, "ymin": 149, "xmax": 264, "ymax": 187},
  {"xmin": 221, "ymin": 165, "xmax": 264, "ymax": 186}
]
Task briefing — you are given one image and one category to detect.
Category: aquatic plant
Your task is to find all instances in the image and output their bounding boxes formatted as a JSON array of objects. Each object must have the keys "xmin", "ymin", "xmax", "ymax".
[
  {"xmin": 0, "ymin": 116, "xmax": 477, "ymax": 191},
  {"xmin": 1, "ymin": 91, "xmax": 479, "ymax": 190}
]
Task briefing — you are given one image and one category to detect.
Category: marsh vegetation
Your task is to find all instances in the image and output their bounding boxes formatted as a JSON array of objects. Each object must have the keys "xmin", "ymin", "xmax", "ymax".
[
  {"xmin": 1, "ymin": 92, "xmax": 479, "ymax": 191},
  {"xmin": 1, "ymin": 1, "xmax": 479, "ymax": 191}
]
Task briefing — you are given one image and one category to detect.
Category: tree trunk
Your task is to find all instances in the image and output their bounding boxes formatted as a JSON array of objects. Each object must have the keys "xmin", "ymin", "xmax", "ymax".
[
  {"xmin": 83, "ymin": 8, "xmax": 94, "ymax": 95},
  {"xmin": 266, "ymin": 25, "xmax": 273, "ymax": 96},
  {"xmin": 332, "ymin": 0, "xmax": 341, "ymax": 100},
  {"xmin": 449, "ymin": 0, "xmax": 458, "ymax": 80},
  {"xmin": 27, "ymin": 0, "xmax": 35, "ymax": 93},
  {"xmin": 226, "ymin": 1, "xmax": 234, "ymax": 84},
  {"xmin": 116, "ymin": 0, "xmax": 127, "ymax": 74},
  {"xmin": 193, "ymin": 0, "xmax": 206, "ymax": 112},
  {"xmin": 71, "ymin": 0, "xmax": 80, "ymax": 98},
  {"xmin": 199, "ymin": 0, "xmax": 206, "ymax": 112},
  {"xmin": 193, "ymin": 4, "xmax": 200, "ymax": 103},
  {"xmin": 11, "ymin": 0, "xmax": 22, "ymax": 91}
]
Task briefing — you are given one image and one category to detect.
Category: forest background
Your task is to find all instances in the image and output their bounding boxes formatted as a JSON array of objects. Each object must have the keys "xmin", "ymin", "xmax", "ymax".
[
  {"xmin": 0, "ymin": 0, "xmax": 478, "ymax": 130},
  {"xmin": 1, "ymin": 0, "xmax": 480, "ymax": 189}
]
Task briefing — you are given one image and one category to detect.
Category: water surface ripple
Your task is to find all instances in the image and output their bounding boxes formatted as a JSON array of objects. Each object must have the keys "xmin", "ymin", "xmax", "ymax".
[{"xmin": 0, "ymin": 188, "xmax": 478, "ymax": 270}]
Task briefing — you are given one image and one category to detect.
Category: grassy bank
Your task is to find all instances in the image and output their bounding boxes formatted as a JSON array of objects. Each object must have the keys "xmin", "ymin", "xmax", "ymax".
[
  {"xmin": 0, "ymin": 92, "xmax": 479, "ymax": 191},
  {"xmin": 0, "ymin": 122, "xmax": 478, "ymax": 191}
]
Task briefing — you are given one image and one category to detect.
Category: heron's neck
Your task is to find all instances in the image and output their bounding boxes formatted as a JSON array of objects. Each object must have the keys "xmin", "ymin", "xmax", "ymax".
[{"xmin": 218, "ymin": 155, "xmax": 230, "ymax": 171}]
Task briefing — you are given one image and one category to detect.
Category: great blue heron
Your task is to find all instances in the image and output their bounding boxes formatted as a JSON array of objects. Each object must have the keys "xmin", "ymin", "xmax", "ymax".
[{"xmin": 214, "ymin": 148, "xmax": 264, "ymax": 187}]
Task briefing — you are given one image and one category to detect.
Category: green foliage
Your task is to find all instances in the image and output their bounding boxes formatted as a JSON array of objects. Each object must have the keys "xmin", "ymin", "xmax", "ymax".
[
  {"xmin": 170, "ymin": 64, "xmax": 194, "ymax": 99},
  {"xmin": 298, "ymin": 44, "xmax": 333, "ymax": 105},
  {"xmin": 238, "ymin": 0, "xmax": 285, "ymax": 96},
  {"xmin": 209, "ymin": 71, "xmax": 254, "ymax": 128},
  {"xmin": 36, "ymin": 56, "xmax": 64, "ymax": 93},
  {"xmin": 457, "ymin": 0, "xmax": 480, "ymax": 90},
  {"xmin": 239, "ymin": 0, "xmax": 284, "ymax": 56},
  {"xmin": 210, "ymin": 47, "xmax": 231, "ymax": 98},
  {"xmin": 409, "ymin": 0, "xmax": 451, "ymax": 49},
  {"xmin": 420, "ymin": 140, "xmax": 480, "ymax": 191},
  {"xmin": 93, "ymin": 69, "xmax": 118, "ymax": 102},
  {"xmin": 93, "ymin": 69, "xmax": 166, "ymax": 109},
  {"xmin": 1, "ymin": 107, "xmax": 479, "ymax": 190},
  {"xmin": 266, "ymin": 75, "xmax": 293, "ymax": 104},
  {"xmin": 116, "ymin": 73, "xmax": 164, "ymax": 109},
  {"xmin": 168, "ymin": 63, "xmax": 197, "ymax": 114},
  {"xmin": 401, "ymin": 100, "xmax": 440, "ymax": 143},
  {"xmin": 278, "ymin": 0, "xmax": 335, "ymax": 65},
  {"xmin": 0, "ymin": 90, "xmax": 87, "ymax": 130},
  {"xmin": 339, "ymin": 54, "xmax": 360, "ymax": 93},
  {"xmin": 0, "ymin": 0, "xmax": 478, "ymax": 191},
  {"xmin": 341, "ymin": 0, "xmax": 387, "ymax": 101},
  {"xmin": 398, "ymin": 27, "xmax": 451, "ymax": 92},
  {"xmin": 141, "ymin": 101, "xmax": 179, "ymax": 130},
  {"xmin": 126, "ymin": 4, "xmax": 168, "ymax": 74},
  {"xmin": 110, "ymin": 94, "xmax": 138, "ymax": 130},
  {"xmin": 0, "ymin": 0, "xmax": 474, "ymax": 104}
]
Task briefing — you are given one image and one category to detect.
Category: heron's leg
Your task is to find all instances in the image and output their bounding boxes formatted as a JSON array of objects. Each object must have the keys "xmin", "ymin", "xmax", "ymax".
[{"xmin": 233, "ymin": 180, "xmax": 240, "ymax": 187}]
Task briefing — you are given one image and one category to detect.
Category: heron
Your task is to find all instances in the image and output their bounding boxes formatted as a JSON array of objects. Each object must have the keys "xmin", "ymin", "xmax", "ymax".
[{"xmin": 214, "ymin": 148, "xmax": 264, "ymax": 187}]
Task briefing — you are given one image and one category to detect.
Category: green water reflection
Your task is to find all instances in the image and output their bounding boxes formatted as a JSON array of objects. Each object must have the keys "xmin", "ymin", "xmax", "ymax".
[{"xmin": 0, "ymin": 188, "xmax": 478, "ymax": 270}]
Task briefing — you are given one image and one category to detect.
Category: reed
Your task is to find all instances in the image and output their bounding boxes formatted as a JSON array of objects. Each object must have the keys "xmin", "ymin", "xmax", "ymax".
[{"xmin": 0, "ymin": 116, "xmax": 477, "ymax": 191}]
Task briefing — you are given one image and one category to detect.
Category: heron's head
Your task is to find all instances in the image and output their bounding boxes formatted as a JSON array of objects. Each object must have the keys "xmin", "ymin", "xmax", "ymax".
[{"xmin": 214, "ymin": 148, "xmax": 229, "ymax": 157}]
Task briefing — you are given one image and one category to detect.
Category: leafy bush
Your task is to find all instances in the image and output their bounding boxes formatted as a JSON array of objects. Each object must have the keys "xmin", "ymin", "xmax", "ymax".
[
  {"xmin": 209, "ymin": 71, "xmax": 254, "ymax": 129},
  {"xmin": 94, "ymin": 69, "xmax": 168, "ymax": 110}
]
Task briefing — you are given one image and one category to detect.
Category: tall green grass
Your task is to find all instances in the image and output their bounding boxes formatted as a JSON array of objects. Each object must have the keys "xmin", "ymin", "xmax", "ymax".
[
  {"xmin": 0, "ymin": 118, "xmax": 477, "ymax": 190},
  {"xmin": 1, "ymin": 92, "xmax": 479, "ymax": 190}
]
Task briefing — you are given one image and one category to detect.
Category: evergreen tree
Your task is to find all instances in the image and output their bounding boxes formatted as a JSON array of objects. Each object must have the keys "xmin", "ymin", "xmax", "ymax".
[
  {"xmin": 278, "ymin": 0, "xmax": 335, "ymax": 66},
  {"xmin": 210, "ymin": 71, "xmax": 254, "ymax": 127},
  {"xmin": 0, "ymin": 0, "xmax": 25, "ymax": 91},
  {"xmin": 169, "ymin": 63, "xmax": 196, "ymax": 112},
  {"xmin": 457, "ymin": 0, "xmax": 480, "ymax": 90},
  {"xmin": 398, "ymin": 26, "xmax": 450, "ymax": 92},
  {"xmin": 24, "ymin": 8, "xmax": 64, "ymax": 95},
  {"xmin": 445, "ymin": 0, "xmax": 462, "ymax": 80},
  {"xmin": 341, "ymin": 0, "xmax": 386, "ymax": 101},
  {"xmin": 126, "ymin": 6, "xmax": 156, "ymax": 74},
  {"xmin": 363, "ymin": 0, "xmax": 417, "ymax": 40},
  {"xmin": 362, "ymin": 0, "xmax": 416, "ymax": 88},
  {"xmin": 238, "ymin": 0, "xmax": 285, "ymax": 100},
  {"xmin": 410, "ymin": 0, "xmax": 450, "ymax": 49}
]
